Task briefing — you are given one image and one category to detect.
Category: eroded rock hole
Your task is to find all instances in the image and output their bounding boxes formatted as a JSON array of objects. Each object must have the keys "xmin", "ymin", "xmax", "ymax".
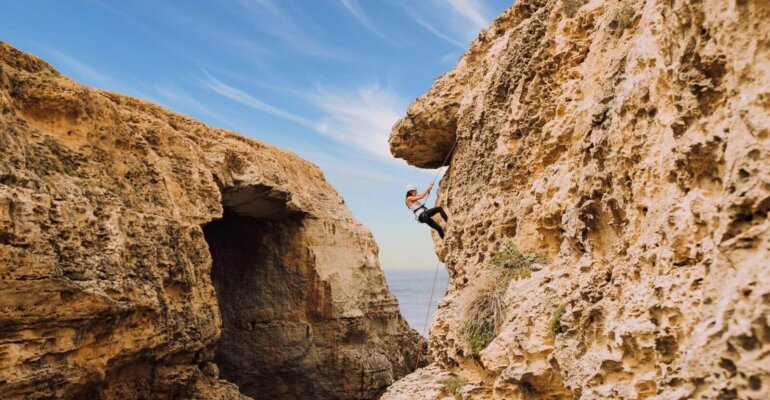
[{"xmin": 203, "ymin": 186, "xmax": 330, "ymax": 399}]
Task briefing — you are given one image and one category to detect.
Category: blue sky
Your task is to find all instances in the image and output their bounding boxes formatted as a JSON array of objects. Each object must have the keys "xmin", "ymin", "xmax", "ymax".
[{"xmin": 1, "ymin": 0, "xmax": 511, "ymax": 269}]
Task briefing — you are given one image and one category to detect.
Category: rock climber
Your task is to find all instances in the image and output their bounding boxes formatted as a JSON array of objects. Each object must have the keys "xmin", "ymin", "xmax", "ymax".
[{"xmin": 405, "ymin": 183, "xmax": 448, "ymax": 239}]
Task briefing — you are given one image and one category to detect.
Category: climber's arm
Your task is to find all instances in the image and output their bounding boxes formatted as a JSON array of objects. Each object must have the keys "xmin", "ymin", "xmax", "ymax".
[
  {"xmin": 406, "ymin": 183, "xmax": 433, "ymax": 202},
  {"xmin": 416, "ymin": 183, "xmax": 433, "ymax": 200}
]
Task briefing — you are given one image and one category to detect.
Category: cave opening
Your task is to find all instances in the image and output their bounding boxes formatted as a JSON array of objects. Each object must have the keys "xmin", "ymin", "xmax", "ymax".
[{"xmin": 202, "ymin": 184, "xmax": 325, "ymax": 399}]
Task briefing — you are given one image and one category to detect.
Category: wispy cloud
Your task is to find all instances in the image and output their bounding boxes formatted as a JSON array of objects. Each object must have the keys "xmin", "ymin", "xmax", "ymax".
[
  {"xmin": 340, "ymin": 0, "xmax": 399, "ymax": 45},
  {"xmin": 307, "ymin": 83, "xmax": 405, "ymax": 160},
  {"xmin": 410, "ymin": 16, "xmax": 466, "ymax": 48},
  {"xmin": 199, "ymin": 72, "xmax": 437, "ymax": 177},
  {"xmin": 445, "ymin": 0, "xmax": 491, "ymax": 31},
  {"xmin": 154, "ymin": 84, "xmax": 215, "ymax": 117},
  {"xmin": 298, "ymin": 148, "xmax": 403, "ymax": 184},
  {"xmin": 399, "ymin": 0, "xmax": 494, "ymax": 48},
  {"xmin": 233, "ymin": 0, "xmax": 348, "ymax": 59},
  {"xmin": 88, "ymin": 1, "xmax": 213, "ymax": 68},
  {"xmin": 338, "ymin": 165, "xmax": 402, "ymax": 183},
  {"xmin": 47, "ymin": 50, "xmax": 115, "ymax": 89},
  {"xmin": 201, "ymin": 71, "xmax": 407, "ymax": 162},
  {"xmin": 201, "ymin": 71, "xmax": 314, "ymax": 126},
  {"xmin": 439, "ymin": 52, "xmax": 460, "ymax": 64}
]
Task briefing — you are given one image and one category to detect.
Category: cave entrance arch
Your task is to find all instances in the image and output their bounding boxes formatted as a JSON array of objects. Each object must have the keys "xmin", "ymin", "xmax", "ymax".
[{"xmin": 202, "ymin": 184, "xmax": 330, "ymax": 399}]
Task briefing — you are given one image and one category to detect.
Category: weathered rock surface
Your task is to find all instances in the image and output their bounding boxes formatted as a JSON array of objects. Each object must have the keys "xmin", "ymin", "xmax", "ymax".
[
  {"xmin": 386, "ymin": 0, "xmax": 770, "ymax": 399},
  {"xmin": 0, "ymin": 42, "xmax": 423, "ymax": 400}
]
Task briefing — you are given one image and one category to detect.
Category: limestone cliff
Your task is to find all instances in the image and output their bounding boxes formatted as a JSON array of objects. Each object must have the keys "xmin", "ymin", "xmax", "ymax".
[
  {"xmin": 0, "ymin": 42, "xmax": 423, "ymax": 400},
  {"xmin": 385, "ymin": 0, "xmax": 770, "ymax": 399}
]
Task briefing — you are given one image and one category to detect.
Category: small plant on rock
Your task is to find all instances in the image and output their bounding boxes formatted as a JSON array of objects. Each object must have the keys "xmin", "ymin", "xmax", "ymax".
[
  {"xmin": 461, "ymin": 243, "xmax": 543, "ymax": 354},
  {"xmin": 438, "ymin": 375, "xmax": 465, "ymax": 398},
  {"xmin": 549, "ymin": 303, "xmax": 568, "ymax": 336},
  {"xmin": 488, "ymin": 241, "xmax": 542, "ymax": 283},
  {"xmin": 461, "ymin": 293, "xmax": 503, "ymax": 355}
]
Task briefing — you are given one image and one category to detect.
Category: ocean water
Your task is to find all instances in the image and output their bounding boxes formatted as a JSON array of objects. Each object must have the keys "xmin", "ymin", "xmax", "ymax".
[{"xmin": 383, "ymin": 267, "xmax": 449, "ymax": 336}]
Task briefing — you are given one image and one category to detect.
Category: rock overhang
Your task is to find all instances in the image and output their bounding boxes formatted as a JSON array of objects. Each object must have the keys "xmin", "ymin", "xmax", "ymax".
[{"xmin": 389, "ymin": 113, "xmax": 457, "ymax": 169}]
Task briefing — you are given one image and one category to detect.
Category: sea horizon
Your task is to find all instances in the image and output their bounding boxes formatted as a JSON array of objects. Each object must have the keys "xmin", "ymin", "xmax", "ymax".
[{"xmin": 383, "ymin": 268, "xmax": 449, "ymax": 335}]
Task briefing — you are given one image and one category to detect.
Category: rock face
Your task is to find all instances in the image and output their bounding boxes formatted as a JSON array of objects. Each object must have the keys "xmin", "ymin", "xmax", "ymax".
[
  {"xmin": 386, "ymin": 0, "xmax": 770, "ymax": 399},
  {"xmin": 0, "ymin": 42, "xmax": 423, "ymax": 400}
]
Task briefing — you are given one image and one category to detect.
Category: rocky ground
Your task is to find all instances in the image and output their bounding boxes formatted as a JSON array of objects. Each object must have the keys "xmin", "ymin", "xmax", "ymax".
[
  {"xmin": 0, "ymin": 42, "xmax": 423, "ymax": 400},
  {"xmin": 384, "ymin": 0, "xmax": 770, "ymax": 399}
]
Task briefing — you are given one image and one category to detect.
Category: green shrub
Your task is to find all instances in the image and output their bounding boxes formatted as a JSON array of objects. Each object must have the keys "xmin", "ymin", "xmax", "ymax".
[
  {"xmin": 460, "ymin": 294, "xmax": 502, "ymax": 355},
  {"xmin": 488, "ymin": 241, "xmax": 541, "ymax": 283},
  {"xmin": 438, "ymin": 375, "xmax": 465, "ymax": 397},
  {"xmin": 460, "ymin": 243, "xmax": 543, "ymax": 354},
  {"xmin": 549, "ymin": 304, "xmax": 568, "ymax": 336}
]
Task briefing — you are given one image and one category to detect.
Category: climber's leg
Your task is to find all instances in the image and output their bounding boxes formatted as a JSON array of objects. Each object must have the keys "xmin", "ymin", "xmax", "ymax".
[
  {"xmin": 419, "ymin": 213, "xmax": 445, "ymax": 239},
  {"xmin": 424, "ymin": 206, "xmax": 448, "ymax": 222}
]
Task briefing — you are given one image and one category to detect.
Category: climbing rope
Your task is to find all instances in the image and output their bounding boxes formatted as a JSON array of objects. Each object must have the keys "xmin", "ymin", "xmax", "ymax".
[
  {"xmin": 422, "ymin": 261, "xmax": 441, "ymax": 337},
  {"xmin": 420, "ymin": 139, "xmax": 458, "ymax": 338},
  {"xmin": 423, "ymin": 140, "xmax": 459, "ymax": 204}
]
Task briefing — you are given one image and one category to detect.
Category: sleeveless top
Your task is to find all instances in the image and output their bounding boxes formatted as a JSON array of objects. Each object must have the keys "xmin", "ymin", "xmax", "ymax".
[{"xmin": 408, "ymin": 200, "xmax": 427, "ymax": 219}]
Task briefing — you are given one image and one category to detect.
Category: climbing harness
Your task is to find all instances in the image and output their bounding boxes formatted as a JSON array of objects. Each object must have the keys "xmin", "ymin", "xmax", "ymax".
[
  {"xmin": 419, "ymin": 140, "xmax": 459, "ymax": 338},
  {"xmin": 409, "ymin": 201, "xmax": 428, "ymax": 220}
]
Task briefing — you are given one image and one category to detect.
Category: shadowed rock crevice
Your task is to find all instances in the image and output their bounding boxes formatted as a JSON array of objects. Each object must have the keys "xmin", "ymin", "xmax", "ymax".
[
  {"xmin": 203, "ymin": 184, "xmax": 423, "ymax": 400},
  {"xmin": 204, "ymin": 187, "xmax": 331, "ymax": 399}
]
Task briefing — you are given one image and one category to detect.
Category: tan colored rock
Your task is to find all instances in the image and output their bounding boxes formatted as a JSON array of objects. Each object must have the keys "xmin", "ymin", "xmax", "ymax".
[
  {"xmin": 380, "ymin": 365, "xmax": 463, "ymax": 400},
  {"xmin": 0, "ymin": 42, "xmax": 423, "ymax": 400},
  {"xmin": 387, "ymin": 0, "xmax": 770, "ymax": 399}
]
